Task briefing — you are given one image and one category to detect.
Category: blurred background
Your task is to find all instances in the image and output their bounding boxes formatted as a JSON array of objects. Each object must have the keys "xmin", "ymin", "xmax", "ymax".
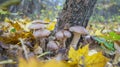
[{"xmin": 0, "ymin": 0, "xmax": 120, "ymax": 23}]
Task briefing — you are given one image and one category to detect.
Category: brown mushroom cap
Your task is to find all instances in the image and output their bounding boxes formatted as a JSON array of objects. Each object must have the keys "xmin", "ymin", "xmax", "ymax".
[
  {"xmin": 55, "ymin": 30, "xmax": 71, "ymax": 40},
  {"xmin": 28, "ymin": 24, "xmax": 46, "ymax": 30},
  {"xmin": 33, "ymin": 29, "xmax": 51, "ymax": 38},
  {"xmin": 31, "ymin": 20, "xmax": 49, "ymax": 24},
  {"xmin": 63, "ymin": 30, "xmax": 71, "ymax": 38},
  {"xmin": 55, "ymin": 31, "xmax": 64, "ymax": 40},
  {"xmin": 69, "ymin": 26, "xmax": 89, "ymax": 35},
  {"xmin": 47, "ymin": 41, "xmax": 58, "ymax": 50}
]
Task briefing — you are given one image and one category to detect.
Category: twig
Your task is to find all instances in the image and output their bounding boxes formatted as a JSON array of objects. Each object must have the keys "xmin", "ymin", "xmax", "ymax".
[
  {"xmin": 19, "ymin": 38, "xmax": 28, "ymax": 60},
  {"xmin": 0, "ymin": 59, "xmax": 16, "ymax": 64},
  {"xmin": 37, "ymin": 52, "xmax": 52, "ymax": 58}
]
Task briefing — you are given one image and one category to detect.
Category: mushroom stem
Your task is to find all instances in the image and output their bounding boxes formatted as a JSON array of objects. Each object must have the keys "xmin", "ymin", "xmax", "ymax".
[
  {"xmin": 40, "ymin": 38, "xmax": 46, "ymax": 51},
  {"xmin": 70, "ymin": 33, "xmax": 81, "ymax": 49},
  {"xmin": 63, "ymin": 38, "xmax": 67, "ymax": 48}
]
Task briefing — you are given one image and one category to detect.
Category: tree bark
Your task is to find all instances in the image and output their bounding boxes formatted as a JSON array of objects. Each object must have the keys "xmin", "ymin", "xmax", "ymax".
[
  {"xmin": 54, "ymin": 0, "xmax": 97, "ymax": 48},
  {"xmin": 55, "ymin": 0, "xmax": 97, "ymax": 31}
]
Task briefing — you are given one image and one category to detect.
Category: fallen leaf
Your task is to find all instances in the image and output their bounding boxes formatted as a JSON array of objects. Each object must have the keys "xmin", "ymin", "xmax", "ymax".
[{"xmin": 68, "ymin": 45, "xmax": 109, "ymax": 67}]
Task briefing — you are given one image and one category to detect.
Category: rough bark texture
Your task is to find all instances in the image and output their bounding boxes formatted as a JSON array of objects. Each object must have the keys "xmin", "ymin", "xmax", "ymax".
[
  {"xmin": 54, "ymin": 0, "xmax": 97, "ymax": 48},
  {"xmin": 55, "ymin": 0, "xmax": 97, "ymax": 31}
]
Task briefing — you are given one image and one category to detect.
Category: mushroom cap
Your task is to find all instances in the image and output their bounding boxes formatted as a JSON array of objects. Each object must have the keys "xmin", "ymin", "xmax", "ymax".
[
  {"xmin": 33, "ymin": 29, "xmax": 51, "ymax": 38},
  {"xmin": 47, "ymin": 41, "xmax": 58, "ymax": 50},
  {"xmin": 31, "ymin": 20, "xmax": 48, "ymax": 24},
  {"xmin": 28, "ymin": 24, "xmax": 46, "ymax": 30},
  {"xmin": 69, "ymin": 26, "xmax": 89, "ymax": 35},
  {"xmin": 63, "ymin": 30, "xmax": 71, "ymax": 38},
  {"xmin": 55, "ymin": 31, "xmax": 64, "ymax": 40}
]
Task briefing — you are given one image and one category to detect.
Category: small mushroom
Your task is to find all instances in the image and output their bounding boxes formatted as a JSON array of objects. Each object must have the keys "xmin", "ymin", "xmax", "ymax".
[
  {"xmin": 63, "ymin": 30, "xmax": 71, "ymax": 47},
  {"xmin": 33, "ymin": 29, "xmax": 51, "ymax": 51},
  {"xmin": 63, "ymin": 30, "xmax": 71, "ymax": 38},
  {"xmin": 28, "ymin": 20, "xmax": 47, "ymax": 31},
  {"xmin": 31, "ymin": 20, "xmax": 49, "ymax": 24},
  {"xmin": 84, "ymin": 35, "xmax": 92, "ymax": 44},
  {"xmin": 47, "ymin": 41, "xmax": 58, "ymax": 51},
  {"xmin": 55, "ymin": 31, "xmax": 64, "ymax": 47},
  {"xmin": 33, "ymin": 29, "xmax": 51, "ymax": 38},
  {"xmin": 28, "ymin": 24, "xmax": 46, "ymax": 30},
  {"xmin": 28, "ymin": 20, "xmax": 51, "ymax": 51},
  {"xmin": 69, "ymin": 26, "xmax": 88, "ymax": 49},
  {"xmin": 55, "ymin": 30, "xmax": 71, "ymax": 48},
  {"xmin": 55, "ymin": 31, "xmax": 64, "ymax": 40}
]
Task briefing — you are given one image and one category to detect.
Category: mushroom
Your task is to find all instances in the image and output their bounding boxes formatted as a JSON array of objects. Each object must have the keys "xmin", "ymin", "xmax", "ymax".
[
  {"xmin": 31, "ymin": 20, "xmax": 49, "ymax": 24},
  {"xmin": 33, "ymin": 29, "xmax": 51, "ymax": 51},
  {"xmin": 84, "ymin": 35, "xmax": 93, "ymax": 44},
  {"xmin": 55, "ymin": 31, "xmax": 64, "ymax": 40},
  {"xmin": 28, "ymin": 24, "xmax": 46, "ymax": 30},
  {"xmin": 55, "ymin": 31, "xmax": 64, "ymax": 47},
  {"xmin": 33, "ymin": 29, "xmax": 51, "ymax": 38},
  {"xmin": 55, "ymin": 30, "xmax": 71, "ymax": 48},
  {"xmin": 47, "ymin": 41, "xmax": 58, "ymax": 51},
  {"xmin": 28, "ymin": 20, "xmax": 51, "ymax": 51},
  {"xmin": 63, "ymin": 30, "xmax": 71, "ymax": 47},
  {"xmin": 69, "ymin": 26, "xmax": 88, "ymax": 49}
]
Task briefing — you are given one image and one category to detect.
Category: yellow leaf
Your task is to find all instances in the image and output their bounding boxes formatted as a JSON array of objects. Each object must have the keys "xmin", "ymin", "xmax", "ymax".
[
  {"xmin": 94, "ymin": 30, "xmax": 103, "ymax": 36},
  {"xmin": 19, "ymin": 57, "xmax": 43, "ymax": 67},
  {"xmin": 68, "ymin": 46, "xmax": 79, "ymax": 64},
  {"xmin": 19, "ymin": 58, "xmax": 71, "ymax": 67},
  {"xmin": 85, "ymin": 52, "xmax": 109, "ymax": 67},
  {"xmin": 68, "ymin": 45, "xmax": 89, "ymax": 65},
  {"xmin": 68, "ymin": 45, "xmax": 109, "ymax": 67},
  {"xmin": 4, "ymin": 18, "xmax": 23, "ymax": 31},
  {"xmin": 43, "ymin": 60, "xmax": 70, "ymax": 67},
  {"xmin": 46, "ymin": 22, "xmax": 56, "ymax": 31},
  {"xmin": 4, "ymin": 17, "xmax": 11, "ymax": 22},
  {"xmin": 44, "ymin": 18, "xmax": 50, "ymax": 23}
]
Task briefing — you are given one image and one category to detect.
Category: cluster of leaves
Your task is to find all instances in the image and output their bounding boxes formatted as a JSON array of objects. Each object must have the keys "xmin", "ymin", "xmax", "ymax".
[
  {"xmin": 0, "ymin": 17, "xmax": 33, "ymax": 44},
  {"xmin": 87, "ymin": 22, "xmax": 120, "ymax": 65},
  {"xmin": 19, "ymin": 45, "xmax": 108, "ymax": 67},
  {"xmin": 87, "ymin": 22, "xmax": 120, "ymax": 51}
]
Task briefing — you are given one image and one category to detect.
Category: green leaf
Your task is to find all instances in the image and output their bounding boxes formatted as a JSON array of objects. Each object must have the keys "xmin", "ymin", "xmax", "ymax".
[
  {"xmin": 10, "ymin": 28, "xmax": 16, "ymax": 32},
  {"xmin": 94, "ymin": 37, "xmax": 115, "ymax": 51},
  {"xmin": 102, "ymin": 32, "xmax": 120, "ymax": 41}
]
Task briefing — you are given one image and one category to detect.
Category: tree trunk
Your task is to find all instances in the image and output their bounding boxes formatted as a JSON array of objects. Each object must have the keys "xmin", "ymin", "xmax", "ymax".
[
  {"xmin": 54, "ymin": 0, "xmax": 97, "ymax": 48},
  {"xmin": 55, "ymin": 0, "xmax": 97, "ymax": 31}
]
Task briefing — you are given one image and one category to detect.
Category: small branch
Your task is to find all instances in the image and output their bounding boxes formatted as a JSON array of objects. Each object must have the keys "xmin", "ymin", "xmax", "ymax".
[
  {"xmin": 0, "ymin": 59, "xmax": 16, "ymax": 64},
  {"xmin": 37, "ymin": 51, "xmax": 52, "ymax": 58},
  {"xmin": 19, "ymin": 38, "xmax": 28, "ymax": 60}
]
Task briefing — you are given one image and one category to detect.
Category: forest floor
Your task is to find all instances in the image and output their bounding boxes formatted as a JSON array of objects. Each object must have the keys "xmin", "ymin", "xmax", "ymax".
[{"xmin": 0, "ymin": 18, "xmax": 120, "ymax": 67}]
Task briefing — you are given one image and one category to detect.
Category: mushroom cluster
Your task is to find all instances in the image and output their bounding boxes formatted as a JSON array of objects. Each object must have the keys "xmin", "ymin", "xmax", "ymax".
[
  {"xmin": 28, "ymin": 20, "xmax": 51, "ymax": 51},
  {"xmin": 29, "ymin": 20, "xmax": 89, "ymax": 52}
]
